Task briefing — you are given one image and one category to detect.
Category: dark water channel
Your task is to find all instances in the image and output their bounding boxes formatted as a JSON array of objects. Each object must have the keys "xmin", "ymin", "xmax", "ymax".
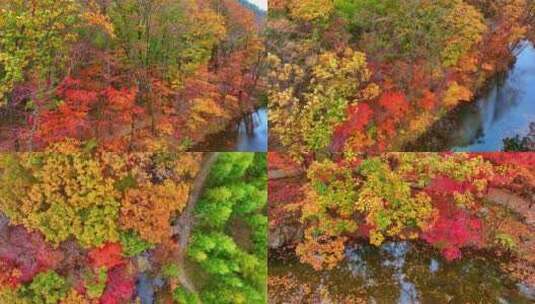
[
  {"xmin": 407, "ymin": 41, "xmax": 535, "ymax": 151},
  {"xmin": 270, "ymin": 242, "xmax": 534, "ymax": 303},
  {"xmin": 192, "ymin": 107, "xmax": 267, "ymax": 152}
]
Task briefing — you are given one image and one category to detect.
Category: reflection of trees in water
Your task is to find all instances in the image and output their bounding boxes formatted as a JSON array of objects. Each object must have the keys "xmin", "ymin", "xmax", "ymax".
[
  {"xmin": 191, "ymin": 107, "xmax": 267, "ymax": 151},
  {"xmin": 484, "ymin": 60, "xmax": 524, "ymax": 126},
  {"xmin": 404, "ymin": 246, "xmax": 524, "ymax": 303},
  {"xmin": 451, "ymin": 42, "xmax": 535, "ymax": 150},
  {"xmin": 403, "ymin": 40, "xmax": 535, "ymax": 152},
  {"xmin": 270, "ymin": 242, "xmax": 532, "ymax": 303}
]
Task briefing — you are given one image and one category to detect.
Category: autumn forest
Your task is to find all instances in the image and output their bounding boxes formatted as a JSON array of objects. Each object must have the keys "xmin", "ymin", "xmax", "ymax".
[
  {"xmin": 269, "ymin": 0, "xmax": 535, "ymax": 155},
  {"xmin": 0, "ymin": 0, "xmax": 267, "ymax": 151},
  {"xmin": 1, "ymin": 0, "xmax": 535, "ymax": 303}
]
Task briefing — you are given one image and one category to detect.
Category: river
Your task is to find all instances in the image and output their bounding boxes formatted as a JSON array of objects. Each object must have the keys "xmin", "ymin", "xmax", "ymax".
[
  {"xmin": 269, "ymin": 242, "xmax": 534, "ymax": 303},
  {"xmin": 405, "ymin": 40, "xmax": 535, "ymax": 151},
  {"xmin": 192, "ymin": 107, "xmax": 267, "ymax": 152}
]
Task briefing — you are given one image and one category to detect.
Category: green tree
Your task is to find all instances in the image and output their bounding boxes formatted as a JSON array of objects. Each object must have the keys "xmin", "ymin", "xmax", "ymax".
[
  {"xmin": 188, "ymin": 152, "xmax": 267, "ymax": 304},
  {"xmin": 20, "ymin": 271, "xmax": 69, "ymax": 304}
]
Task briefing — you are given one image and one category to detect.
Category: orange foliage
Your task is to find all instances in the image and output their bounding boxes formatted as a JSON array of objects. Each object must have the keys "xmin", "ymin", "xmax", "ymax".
[
  {"xmin": 120, "ymin": 181, "xmax": 190, "ymax": 244},
  {"xmin": 295, "ymin": 231, "xmax": 347, "ymax": 271},
  {"xmin": 378, "ymin": 91, "xmax": 409, "ymax": 117},
  {"xmin": 102, "ymin": 86, "xmax": 141, "ymax": 126},
  {"xmin": 419, "ymin": 90, "xmax": 437, "ymax": 111}
]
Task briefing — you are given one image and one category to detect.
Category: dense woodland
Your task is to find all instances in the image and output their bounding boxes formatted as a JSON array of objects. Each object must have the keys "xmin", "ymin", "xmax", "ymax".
[
  {"xmin": 0, "ymin": 0, "xmax": 266, "ymax": 151},
  {"xmin": 268, "ymin": 152, "xmax": 535, "ymax": 300},
  {"xmin": 2, "ymin": 1, "xmax": 535, "ymax": 303},
  {"xmin": 0, "ymin": 148, "xmax": 266, "ymax": 303},
  {"xmin": 268, "ymin": 0, "xmax": 535, "ymax": 157}
]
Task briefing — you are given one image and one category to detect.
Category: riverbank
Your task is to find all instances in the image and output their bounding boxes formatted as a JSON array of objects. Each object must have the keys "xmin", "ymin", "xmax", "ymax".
[
  {"xmin": 267, "ymin": 153, "xmax": 535, "ymax": 303},
  {"xmin": 0, "ymin": 103, "xmax": 264, "ymax": 152},
  {"xmin": 267, "ymin": 1, "xmax": 534, "ymax": 156},
  {"xmin": 404, "ymin": 41, "xmax": 535, "ymax": 152}
]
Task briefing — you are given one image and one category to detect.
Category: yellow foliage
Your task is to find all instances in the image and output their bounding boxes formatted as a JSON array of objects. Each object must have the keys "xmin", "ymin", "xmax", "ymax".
[
  {"xmin": 0, "ymin": 151, "xmax": 121, "ymax": 248},
  {"xmin": 82, "ymin": 0, "xmax": 115, "ymax": 38},
  {"xmin": 407, "ymin": 112, "xmax": 434, "ymax": 134},
  {"xmin": 441, "ymin": 1, "xmax": 487, "ymax": 67},
  {"xmin": 443, "ymin": 81, "xmax": 473, "ymax": 107},
  {"xmin": 173, "ymin": 153, "xmax": 202, "ymax": 177},
  {"xmin": 500, "ymin": 0, "xmax": 529, "ymax": 44},
  {"xmin": 345, "ymin": 130, "xmax": 375, "ymax": 152},
  {"xmin": 120, "ymin": 180, "xmax": 190, "ymax": 244},
  {"xmin": 296, "ymin": 228, "xmax": 347, "ymax": 271},
  {"xmin": 356, "ymin": 164, "xmax": 434, "ymax": 246},
  {"xmin": 288, "ymin": 0, "xmax": 334, "ymax": 22},
  {"xmin": 188, "ymin": 0, "xmax": 227, "ymax": 43},
  {"xmin": 60, "ymin": 289, "xmax": 94, "ymax": 304},
  {"xmin": 189, "ymin": 98, "xmax": 229, "ymax": 130},
  {"xmin": 1, "ymin": 144, "xmax": 203, "ymax": 250},
  {"xmin": 396, "ymin": 153, "xmax": 494, "ymax": 199},
  {"xmin": 269, "ymin": 49, "xmax": 378, "ymax": 158},
  {"xmin": 0, "ymin": 288, "xmax": 30, "ymax": 304}
]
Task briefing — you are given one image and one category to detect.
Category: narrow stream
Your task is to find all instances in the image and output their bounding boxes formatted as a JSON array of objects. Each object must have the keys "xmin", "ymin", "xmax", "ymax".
[
  {"xmin": 192, "ymin": 107, "xmax": 267, "ymax": 152},
  {"xmin": 406, "ymin": 40, "xmax": 535, "ymax": 151},
  {"xmin": 269, "ymin": 242, "xmax": 534, "ymax": 303},
  {"xmin": 236, "ymin": 107, "xmax": 268, "ymax": 151}
]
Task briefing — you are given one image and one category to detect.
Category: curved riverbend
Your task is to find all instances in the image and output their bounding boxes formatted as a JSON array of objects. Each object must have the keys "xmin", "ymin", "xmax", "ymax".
[{"xmin": 407, "ymin": 41, "xmax": 535, "ymax": 151}]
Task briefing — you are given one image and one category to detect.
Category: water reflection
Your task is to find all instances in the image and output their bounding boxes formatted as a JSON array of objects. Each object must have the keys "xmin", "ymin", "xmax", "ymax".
[
  {"xmin": 192, "ymin": 107, "xmax": 268, "ymax": 151},
  {"xmin": 269, "ymin": 242, "xmax": 533, "ymax": 303},
  {"xmin": 429, "ymin": 258, "xmax": 439, "ymax": 273},
  {"xmin": 236, "ymin": 107, "xmax": 268, "ymax": 151},
  {"xmin": 452, "ymin": 41, "xmax": 535, "ymax": 151},
  {"xmin": 381, "ymin": 242, "xmax": 419, "ymax": 304}
]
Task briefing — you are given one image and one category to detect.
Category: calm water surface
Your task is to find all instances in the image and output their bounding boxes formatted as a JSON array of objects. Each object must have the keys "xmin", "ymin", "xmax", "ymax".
[
  {"xmin": 450, "ymin": 41, "xmax": 535, "ymax": 151},
  {"xmin": 236, "ymin": 107, "xmax": 268, "ymax": 151},
  {"xmin": 270, "ymin": 242, "xmax": 534, "ymax": 303},
  {"xmin": 192, "ymin": 107, "xmax": 267, "ymax": 152}
]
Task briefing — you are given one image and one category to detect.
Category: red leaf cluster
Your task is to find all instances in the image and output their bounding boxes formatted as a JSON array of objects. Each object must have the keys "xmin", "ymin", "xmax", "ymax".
[
  {"xmin": 36, "ymin": 77, "xmax": 99, "ymax": 144},
  {"xmin": 26, "ymin": 72, "xmax": 141, "ymax": 150},
  {"xmin": 425, "ymin": 176, "xmax": 474, "ymax": 195},
  {"xmin": 102, "ymin": 86, "xmax": 142, "ymax": 125},
  {"xmin": 88, "ymin": 243, "xmax": 125, "ymax": 270},
  {"xmin": 267, "ymin": 153, "xmax": 299, "ymax": 172},
  {"xmin": 418, "ymin": 90, "xmax": 436, "ymax": 111},
  {"xmin": 100, "ymin": 265, "xmax": 135, "ymax": 304},
  {"xmin": 422, "ymin": 200, "xmax": 483, "ymax": 261},
  {"xmin": 480, "ymin": 152, "xmax": 535, "ymax": 168},
  {"xmin": 378, "ymin": 91, "xmax": 409, "ymax": 117},
  {"xmin": 332, "ymin": 103, "xmax": 373, "ymax": 151}
]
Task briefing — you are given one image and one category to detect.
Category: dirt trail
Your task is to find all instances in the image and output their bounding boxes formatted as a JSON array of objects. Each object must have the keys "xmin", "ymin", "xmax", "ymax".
[{"xmin": 173, "ymin": 152, "xmax": 219, "ymax": 296}]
